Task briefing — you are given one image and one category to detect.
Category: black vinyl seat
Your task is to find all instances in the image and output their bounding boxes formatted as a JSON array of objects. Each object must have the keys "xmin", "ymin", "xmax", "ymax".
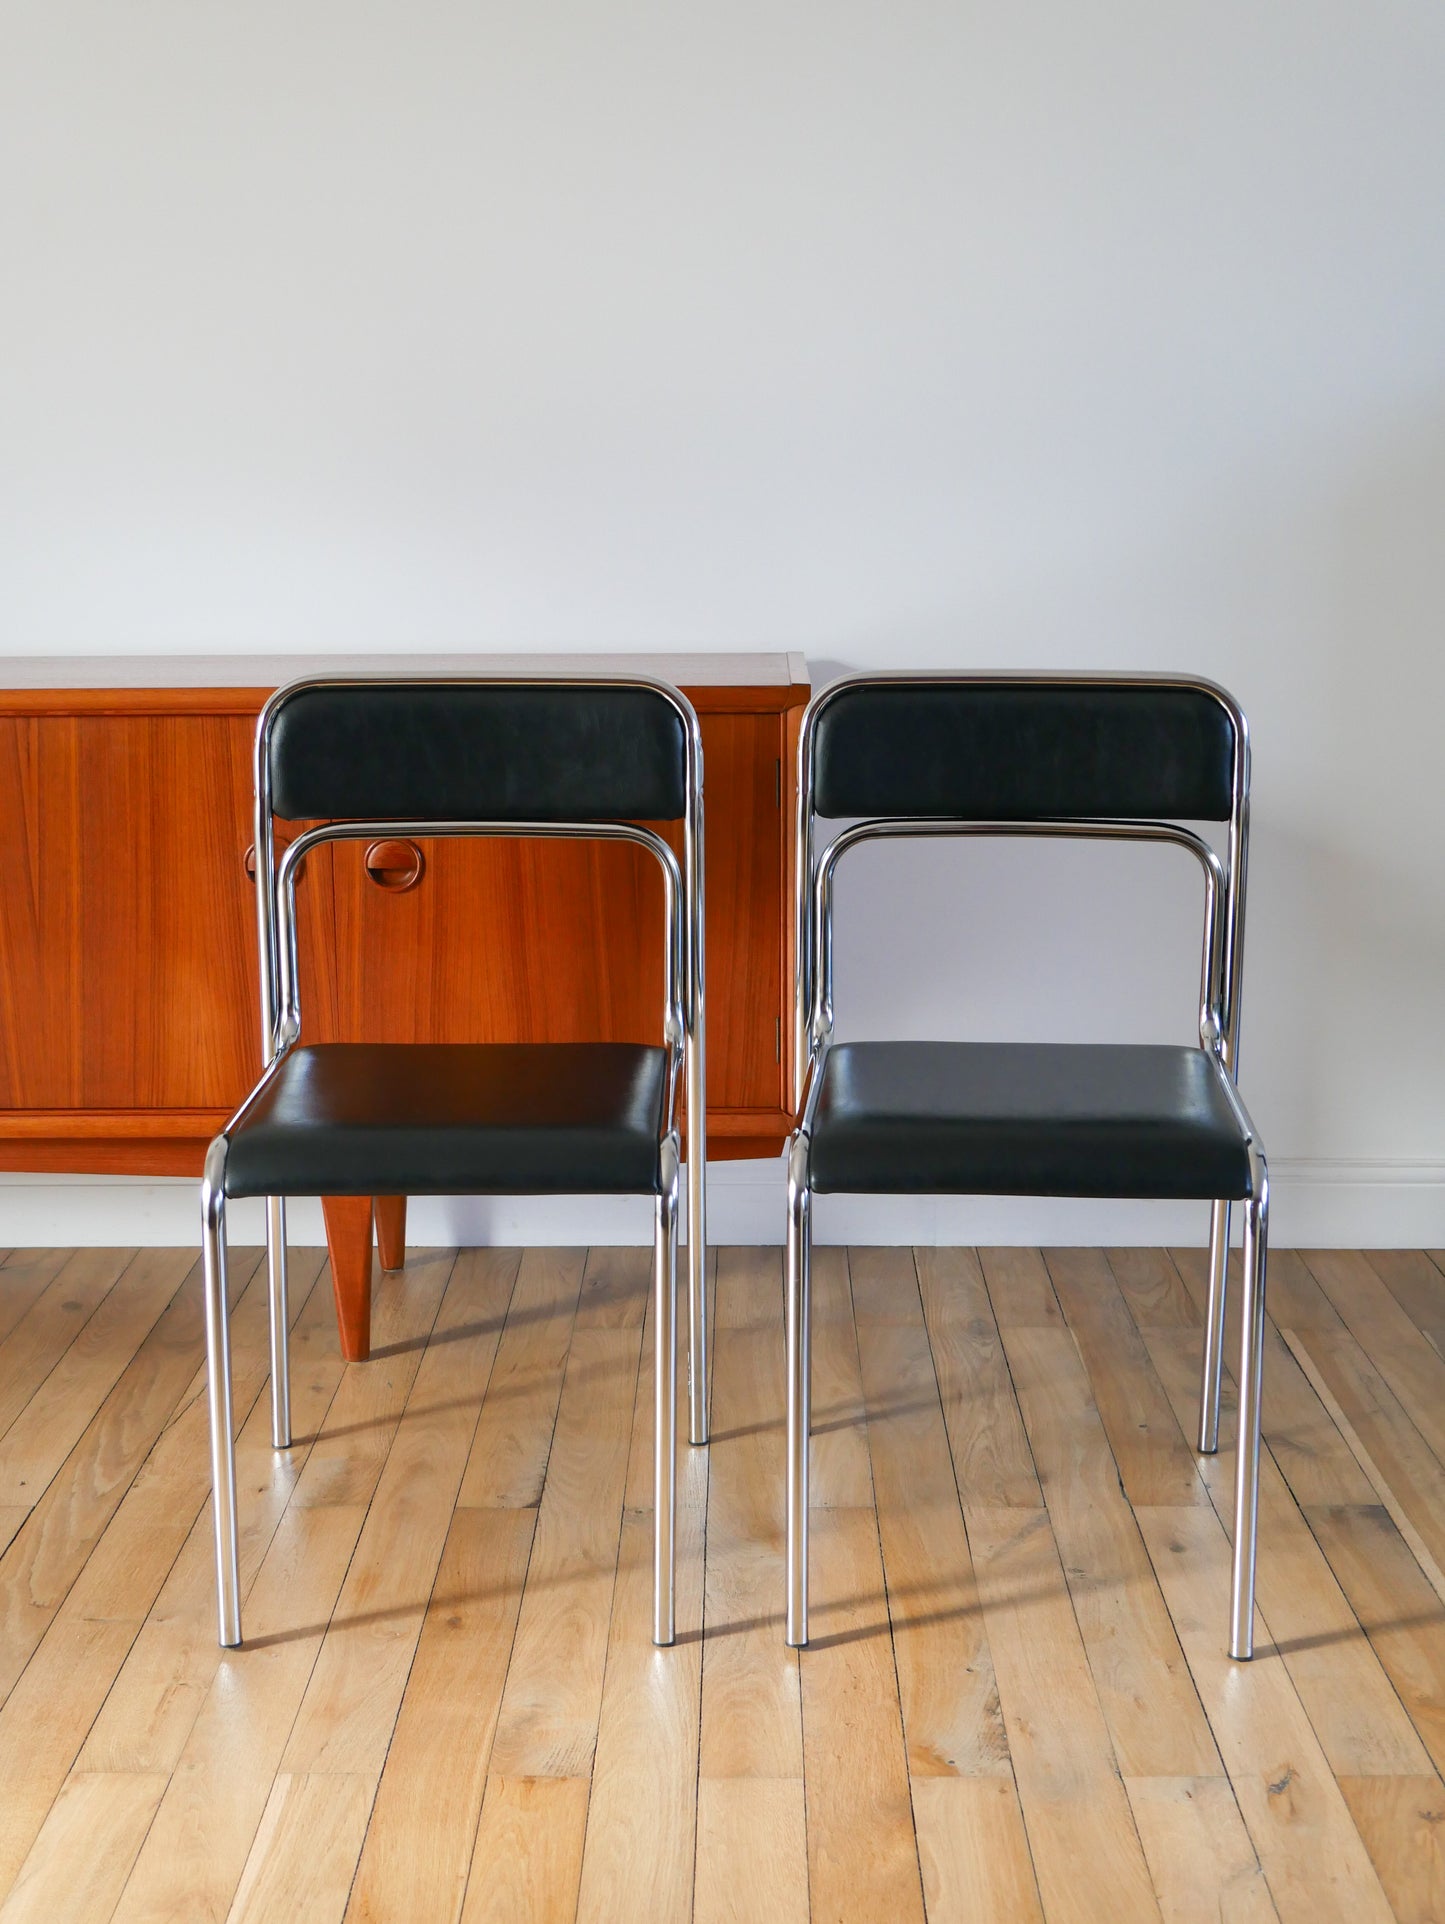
[
  {"xmin": 810, "ymin": 1042, "xmax": 1255, "ymax": 1201},
  {"xmin": 785, "ymin": 672, "xmax": 1270, "ymax": 1666},
  {"xmin": 198, "ymin": 672, "xmax": 704, "ymax": 1657},
  {"xmin": 224, "ymin": 1042, "xmax": 669, "ymax": 1199}
]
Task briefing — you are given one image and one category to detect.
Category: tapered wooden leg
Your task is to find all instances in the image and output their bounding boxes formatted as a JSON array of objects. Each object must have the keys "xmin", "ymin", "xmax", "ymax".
[
  {"xmin": 374, "ymin": 1195, "xmax": 407, "ymax": 1272},
  {"xmin": 321, "ymin": 1196, "xmax": 374, "ymax": 1362}
]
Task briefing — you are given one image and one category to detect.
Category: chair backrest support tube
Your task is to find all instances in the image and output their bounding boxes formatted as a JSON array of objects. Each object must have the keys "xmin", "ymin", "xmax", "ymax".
[
  {"xmin": 792, "ymin": 670, "xmax": 1250, "ymax": 1103},
  {"xmin": 808, "ymin": 817, "xmax": 1228, "ymax": 1068},
  {"xmin": 271, "ymin": 817, "xmax": 686, "ymax": 1069},
  {"xmin": 252, "ymin": 673, "xmax": 704, "ymax": 1072}
]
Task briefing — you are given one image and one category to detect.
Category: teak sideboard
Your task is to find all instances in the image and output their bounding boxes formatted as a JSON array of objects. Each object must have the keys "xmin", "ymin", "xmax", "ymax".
[{"xmin": 0, "ymin": 653, "xmax": 809, "ymax": 1357}]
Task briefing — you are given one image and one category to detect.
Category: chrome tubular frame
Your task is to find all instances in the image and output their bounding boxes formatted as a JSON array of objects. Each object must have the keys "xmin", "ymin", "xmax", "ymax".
[
  {"xmin": 1199, "ymin": 756, "xmax": 1251, "ymax": 1456},
  {"xmin": 269, "ymin": 818, "xmax": 688, "ymax": 1074},
  {"xmin": 1231, "ymin": 1148, "xmax": 1269, "ymax": 1660},
  {"xmin": 784, "ymin": 1127, "xmax": 814, "ymax": 1647},
  {"xmin": 654, "ymin": 1133, "xmax": 681, "ymax": 1645},
  {"xmin": 252, "ymin": 673, "xmax": 707, "ymax": 1442},
  {"xmin": 202, "ymin": 673, "xmax": 704, "ymax": 1650},
  {"xmin": 252, "ymin": 736, "xmax": 291, "ymax": 1453},
  {"xmin": 1206, "ymin": 1063, "xmax": 1270, "ymax": 1660},
  {"xmin": 786, "ymin": 670, "xmax": 1264, "ymax": 1659},
  {"xmin": 684, "ymin": 777, "xmax": 709, "ymax": 1446},
  {"xmin": 200, "ymin": 1136, "xmax": 240, "ymax": 1647},
  {"xmin": 249, "ymin": 708, "xmax": 282, "ymax": 1163},
  {"xmin": 794, "ymin": 671, "xmax": 1249, "ymax": 1088},
  {"xmin": 812, "ymin": 817, "xmax": 1230, "ymax": 1065}
]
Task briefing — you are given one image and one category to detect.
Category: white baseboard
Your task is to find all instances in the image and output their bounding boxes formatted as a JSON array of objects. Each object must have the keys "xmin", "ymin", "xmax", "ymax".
[{"xmin": 0, "ymin": 1158, "xmax": 1441, "ymax": 1249}]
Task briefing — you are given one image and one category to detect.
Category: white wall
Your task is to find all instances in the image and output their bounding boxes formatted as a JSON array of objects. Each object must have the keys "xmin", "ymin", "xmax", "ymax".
[{"xmin": 2, "ymin": 2, "xmax": 1443, "ymax": 1245}]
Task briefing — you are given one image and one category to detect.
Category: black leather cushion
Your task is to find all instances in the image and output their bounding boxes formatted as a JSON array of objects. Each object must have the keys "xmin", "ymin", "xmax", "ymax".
[
  {"xmin": 268, "ymin": 682, "xmax": 689, "ymax": 823},
  {"xmin": 812, "ymin": 681, "xmax": 1237, "ymax": 822},
  {"xmin": 223, "ymin": 1042, "xmax": 669, "ymax": 1198},
  {"xmin": 808, "ymin": 1041, "xmax": 1254, "ymax": 1199}
]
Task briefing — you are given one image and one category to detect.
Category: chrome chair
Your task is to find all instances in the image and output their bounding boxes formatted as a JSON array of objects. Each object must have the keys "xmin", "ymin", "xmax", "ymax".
[
  {"xmin": 786, "ymin": 673, "xmax": 1268, "ymax": 1659},
  {"xmin": 201, "ymin": 674, "xmax": 706, "ymax": 1650}
]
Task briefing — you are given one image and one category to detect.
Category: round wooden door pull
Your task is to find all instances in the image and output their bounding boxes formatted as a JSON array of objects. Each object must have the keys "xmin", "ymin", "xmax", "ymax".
[
  {"xmin": 364, "ymin": 839, "xmax": 425, "ymax": 891},
  {"xmin": 244, "ymin": 837, "xmax": 297, "ymax": 882}
]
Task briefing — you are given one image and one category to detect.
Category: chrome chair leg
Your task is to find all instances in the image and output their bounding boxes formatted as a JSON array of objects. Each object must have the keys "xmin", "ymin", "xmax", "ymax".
[
  {"xmin": 202, "ymin": 1140, "xmax": 241, "ymax": 1648},
  {"xmin": 785, "ymin": 1136, "xmax": 812, "ymax": 1648},
  {"xmin": 653, "ymin": 1137, "xmax": 680, "ymax": 1646},
  {"xmin": 686, "ymin": 1025, "xmax": 708, "ymax": 1446},
  {"xmin": 1229, "ymin": 1167, "xmax": 1269, "ymax": 1660},
  {"xmin": 1197, "ymin": 1198, "xmax": 1230, "ymax": 1452},
  {"xmin": 266, "ymin": 1196, "xmax": 292, "ymax": 1450}
]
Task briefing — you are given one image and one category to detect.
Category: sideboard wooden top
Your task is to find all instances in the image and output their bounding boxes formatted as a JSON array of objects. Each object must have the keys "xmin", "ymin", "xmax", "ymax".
[{"xmin": 0, "ymin": 650, "xmax": 810, "ymax": 691}]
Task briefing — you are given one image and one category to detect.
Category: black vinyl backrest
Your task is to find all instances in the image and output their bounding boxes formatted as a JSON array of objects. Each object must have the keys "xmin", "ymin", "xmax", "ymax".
[
  {"xmin": 266, "ymin": 681, "xmax": 690, "ymax": 823},
  {"xmin": 811, "ymin": 679, "xmax": 1239, "ymax": 823}
]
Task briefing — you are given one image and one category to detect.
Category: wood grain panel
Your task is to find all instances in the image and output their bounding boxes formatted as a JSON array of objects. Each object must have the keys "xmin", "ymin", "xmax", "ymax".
[
  {"xmin": 0, "ymin": 713, "xmax": 335, "ymax": 1115},
  {"xmin": 698, "ymin": 712, "xmax": 785, "ymax": 1114},
  {"xmin": 0, "ymin": 715, "xmax": 257, "ymax": 1107},
  {"xmin": 327, "ymin": 834, "xmax": 666, "ymax": 1048}
]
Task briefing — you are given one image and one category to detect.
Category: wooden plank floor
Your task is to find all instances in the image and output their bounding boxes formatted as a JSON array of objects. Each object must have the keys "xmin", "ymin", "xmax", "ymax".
[{"xmin": 0, "ymin": 1242, "xmax": 1443, "ymax": 1922}]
